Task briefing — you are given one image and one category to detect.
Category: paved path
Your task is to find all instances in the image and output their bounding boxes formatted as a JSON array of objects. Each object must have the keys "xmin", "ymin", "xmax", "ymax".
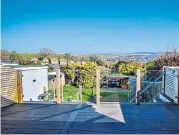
[{"xmin": 1, "ymin": 102, "xmax": 179, "ymax": 134}]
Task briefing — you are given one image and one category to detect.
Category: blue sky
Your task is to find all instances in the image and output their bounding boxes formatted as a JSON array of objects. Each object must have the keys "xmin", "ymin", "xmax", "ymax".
[{"xmin": 2, "ymin": 0, "xmax": 179, "ymax": 53}]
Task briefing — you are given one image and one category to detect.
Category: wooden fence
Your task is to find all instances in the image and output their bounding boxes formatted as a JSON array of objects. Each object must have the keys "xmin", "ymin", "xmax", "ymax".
[{"xmin": 0, "ymin": 66, "xmax": 22, "ymax": 107}]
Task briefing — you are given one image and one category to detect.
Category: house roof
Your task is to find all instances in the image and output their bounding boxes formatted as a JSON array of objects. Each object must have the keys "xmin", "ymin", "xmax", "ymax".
[{"xmin": 6, "ymin": 65, "xmax": 48, "ymax": 70}]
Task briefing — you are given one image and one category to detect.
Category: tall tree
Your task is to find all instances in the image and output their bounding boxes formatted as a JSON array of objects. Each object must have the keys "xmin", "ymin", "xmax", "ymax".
[{"xmin": 38, "ymin": 48, "xmax": 52, "ymax": 63}]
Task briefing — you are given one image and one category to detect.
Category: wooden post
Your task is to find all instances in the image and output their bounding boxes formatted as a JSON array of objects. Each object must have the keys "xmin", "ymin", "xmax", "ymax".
[
  {"xmin": 56, "ymin": 68, "xmax": 61, "ymax": 104},
  {"xmin": 136, "ymin": 69, "xmax": 140, "ymax": 105},
  {"xmin": 43, "ymin": 87, "xmax": 46, "ymax": 101},
  {"xmin": 96, "ymin": 68, "xmax": 100, "ymax": 105},
  {"xmin": 162, "ymin": 66, "xmax": 166, "ymax": 94},
  {"xmin": 175, "ymin": 69, "xmax": 179, "ymax": 104},
  {"xmin": 79, "ymin": 85, "xmax": 82, "ymax": 102},
  {"xmin": 60, "ymin": 75, "xmax": 64, "ymax": 101},
  {"xmin": 54, "ymin": 80, "xmax": 56, "ymax": 101},
  {"xmin": 16, "ymin": 70, "xmax": 23, "ymax": 103},
  {"xmin": 77, "ymin": 91, "xmax": 79, "ymax": 101},
  {"xmin": 43, "ymin": 87, "xmax": 46, "ymax": 93}
]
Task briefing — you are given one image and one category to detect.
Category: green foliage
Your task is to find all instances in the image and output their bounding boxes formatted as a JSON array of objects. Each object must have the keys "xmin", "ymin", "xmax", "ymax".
[
  {"xmin": 64, "ymin": 53, "xmax": 73, "ymax": 62},
  {"xmin": 1, "ymin": 50, "xmax": 37, "ymax": 63},
  {"xmin": 18, "ymin": 53, "xmax": 37, "ymax": 59},
  {"xmin": 57, "ymin": 54, "xmax": 64, "ymax": 60},
  {"xmin": 145, "ymin": 61, "xmax": 153, "ymax": 70},
  {"xmin": 1, "ymin": 50, "xmax": 10, "ymax": 59},
  {"xmin": 61, "ymin": 65, "xmax": 75, "ymax": 85},
  {"xmin": 61, "ymin": 61, "xmax": 97, "ymax": 88},
  {"xmin": 76, "ymin": 61, "xmax": 97, "ymax": 88},
  {"xmin": 18, "ymin": 58, "xmax": 40, "ymax": 65},
  {"xmin": 114, "ymin": 61, "xmax": 143, "ymax": 75},
  {"xmin": 89, "ymin": 55, "xmax": 108, "ymax": 67},
  {"xmin": 48, "ymin": 65, "xmax": 54, "ymax": 72},
  {"xmin": 149, "ymin": 51, "xmax": 179, "ymax": 70},
  {"xmin": 9, "ymin": 51, "xmax": 21, "ymax": 62},
  {"xmin": 38, "ymin": 48, "xmax": 52, "ymax": 62}
]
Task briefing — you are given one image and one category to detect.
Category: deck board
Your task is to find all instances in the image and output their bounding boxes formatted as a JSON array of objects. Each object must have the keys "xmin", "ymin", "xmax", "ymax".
[{"xmin": 1, "ymin": 103, "xmax": 179, "ymax": 134}]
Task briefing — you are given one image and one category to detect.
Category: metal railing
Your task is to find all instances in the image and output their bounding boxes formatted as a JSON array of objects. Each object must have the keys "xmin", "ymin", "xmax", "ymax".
[{"xmin": 129, "ymin": 70, "xmax": 163, "ymax": 102}]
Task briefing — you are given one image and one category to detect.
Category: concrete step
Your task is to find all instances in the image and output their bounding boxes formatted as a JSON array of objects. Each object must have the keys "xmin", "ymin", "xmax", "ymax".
[{"xmin": 154, "ymin": 93, "xmax": 174, "ymax": 103}]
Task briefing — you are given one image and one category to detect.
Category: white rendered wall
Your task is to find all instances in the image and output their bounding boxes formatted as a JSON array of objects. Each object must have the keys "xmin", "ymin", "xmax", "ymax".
[{"xmin": 21, "ymin": 68, "xmax": 48, "ymax": 101}]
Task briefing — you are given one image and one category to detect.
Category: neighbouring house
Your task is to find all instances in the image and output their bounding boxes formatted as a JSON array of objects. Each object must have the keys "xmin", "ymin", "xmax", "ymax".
[
  {"xmin": 8, "ymin": 65, "xmax": 48, "ymax": 101},
  {"xmin": 58, "ymin": 59, "xmax": 67, "ymax": 65},
  {"xmin": 2, "ymin": 63, "xmax": 19, "ymax": 66},
  {"xmin": 76, "ymin": 61, "xmax": 81, "ymax": 65},
  {"xmin": 50, "ymin": 58, "xmax": 59, "ymax": 65},
  {"xmin": 81, "ymin": 61, "xmax": 86, "ymax": 65},
  {"xmin": 0, "ymin": 58, "xmax": 12, "ymax": 63},
  {"xmin": 41, "ymin": 58, "xmax": 49, "ymax": 65},
  {"xmin": 1, "ymin": 58, "xmax": 19, "ymax": 66},
  {"xmin": 30, "ymin": 57, "xmax": 39, "ymax": 63},
  {"xmin": 101, "ymin": 75, "xmax": 130, "ymax": 89},
  {"xmin": 98, "ymin": 66, "xmax": 111, "ymax": 75},
  {"xmin": 69, "ymin": 61, "xmax": 74, "ymax": 65}
]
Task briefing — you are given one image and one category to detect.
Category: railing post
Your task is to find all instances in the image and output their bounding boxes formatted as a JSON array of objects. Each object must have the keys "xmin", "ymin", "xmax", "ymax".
[
  {"xmin": 43, "ymin": 87, "xmax": 46, "ymax": 93},
  {"xmin": 175, "ymin": 69, "xmax": 179, "ymax": 104},
  {"xmin": 96, "ymin": 68, "xmax": 100, "ymax": 105},
  {"xmin": 79, "ymin": 85, "xmax": 82, "ymax": 102},
  {"xmin": 162, "ymin": 66, "xmax": 166, "ymax": 94},
  {"xmin": 136, "ymin": 69, "xmax": 140, "ymax": 105},
  {"xmin": 60, "ymin": 75, "xmax": 64, "ymax": 101},
  {"xmin": 16, "ymin": 70, "xmax": 23, "ymax": 103},
  {"xmin": 43, "ymin": 87, "xmax": 46, "ymax": 101},
  {"xmin": 56, "ymin": 68, "xmax": 61, "ymax": 104}
]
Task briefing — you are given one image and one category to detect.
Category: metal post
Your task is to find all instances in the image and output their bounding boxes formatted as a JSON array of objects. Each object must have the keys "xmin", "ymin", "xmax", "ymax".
[
  {"xmin": 56, "ymin": 68, "xmax": 61, "ymax": 104},
  {"xmin": 136, "ymin": 69, "xmax": 141, "ymax": 105},
  {"xmin": 96, "ymin": 68, "xmax": 100, "ymax": 105},
  {"xmin": 175, "ymin": 69, "xmax": 179, "ymax": 104},
  {"xmin": 162, "ymin": 66, "xmax": 166, "ymax": 94}
]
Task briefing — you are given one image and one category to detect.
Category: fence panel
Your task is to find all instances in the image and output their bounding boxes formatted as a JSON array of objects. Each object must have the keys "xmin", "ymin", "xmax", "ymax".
[
  {"xmin": 0, "ymin": 66, "xmax": 18, "ymax": 107},
  {"xmin": 165, "ymin": 67, "xmax": 177, "ymax": 101}
]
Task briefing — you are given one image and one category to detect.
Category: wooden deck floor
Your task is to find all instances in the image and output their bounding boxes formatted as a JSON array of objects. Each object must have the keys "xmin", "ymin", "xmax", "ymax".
[{"xmin": 1, "ymin": 102, "xmax": 179, "ymax": 134}]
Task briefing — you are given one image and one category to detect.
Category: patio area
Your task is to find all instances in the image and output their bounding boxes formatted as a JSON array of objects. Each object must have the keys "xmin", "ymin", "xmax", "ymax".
[{"xmin": 1, "ymin": 102, "xmax": 179, "ymax": 134}]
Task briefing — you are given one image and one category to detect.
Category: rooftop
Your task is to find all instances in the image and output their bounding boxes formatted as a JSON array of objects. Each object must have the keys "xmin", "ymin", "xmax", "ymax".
[
  {"xmin": 1, "ymin": 102, "xmax": 179, "ymax": 134},
  {"xmin": 4, "ymin": 65, "xmax": 48, "ymax": 70}
]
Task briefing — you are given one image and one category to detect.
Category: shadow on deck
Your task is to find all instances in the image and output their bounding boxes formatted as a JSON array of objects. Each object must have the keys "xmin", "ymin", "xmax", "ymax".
[{"xmin": 1, "ymin": 102, "xmax": 179, "ymax": 134}]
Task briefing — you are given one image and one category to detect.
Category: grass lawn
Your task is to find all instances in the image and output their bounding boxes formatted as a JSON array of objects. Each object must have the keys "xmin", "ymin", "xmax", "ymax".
[{"xmin": 62, "ymin": 85, "xmax": 129, "ymax": 102}]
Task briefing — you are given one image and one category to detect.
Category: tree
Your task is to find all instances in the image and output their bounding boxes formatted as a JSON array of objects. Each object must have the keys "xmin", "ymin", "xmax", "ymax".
[
  {"xmin": 74, "ymin": 61, "xmax": 97, "ymax": 88},
  {"xmin": 60, "ymin": 65, "xmax": 75, "ymax": 85},
  {"xmin": 1, "ymin": 50, "xmax": 10, "ymax": 59},
  {"xmin": 18, "ymin": 58, "xmax": 40, "ymax": 65},
  {"xmin": 89, "ymin": 55, "xmax": 108, "ymax": 67},
  {"xmin": 96, "ymin": 59, "xmax": 108, "ymax": 67},
  {"xmin": 147, "ymin": 48, "xmax": 179, "ymax": 70},
  {"xmin": 48, "ymin": 65, "xmax": 54, "ymax": 72},
  {"xmin": 64, "ymin": 53, "xmax": 72, "ymax": 62},
  {"xmin": 9, "ymin": 51, "xmax": 21, "ymax": 62},
  {"xmin": 114, "ymin": 61, "xmax": 143, "ymax": 75},
  {"xmin": 60, "ymin": 61, "xmax": 97, "ymax": 88},
  {"xmin": 38, "ymin": 48, "xmax": 52, "ymax": 63}
]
